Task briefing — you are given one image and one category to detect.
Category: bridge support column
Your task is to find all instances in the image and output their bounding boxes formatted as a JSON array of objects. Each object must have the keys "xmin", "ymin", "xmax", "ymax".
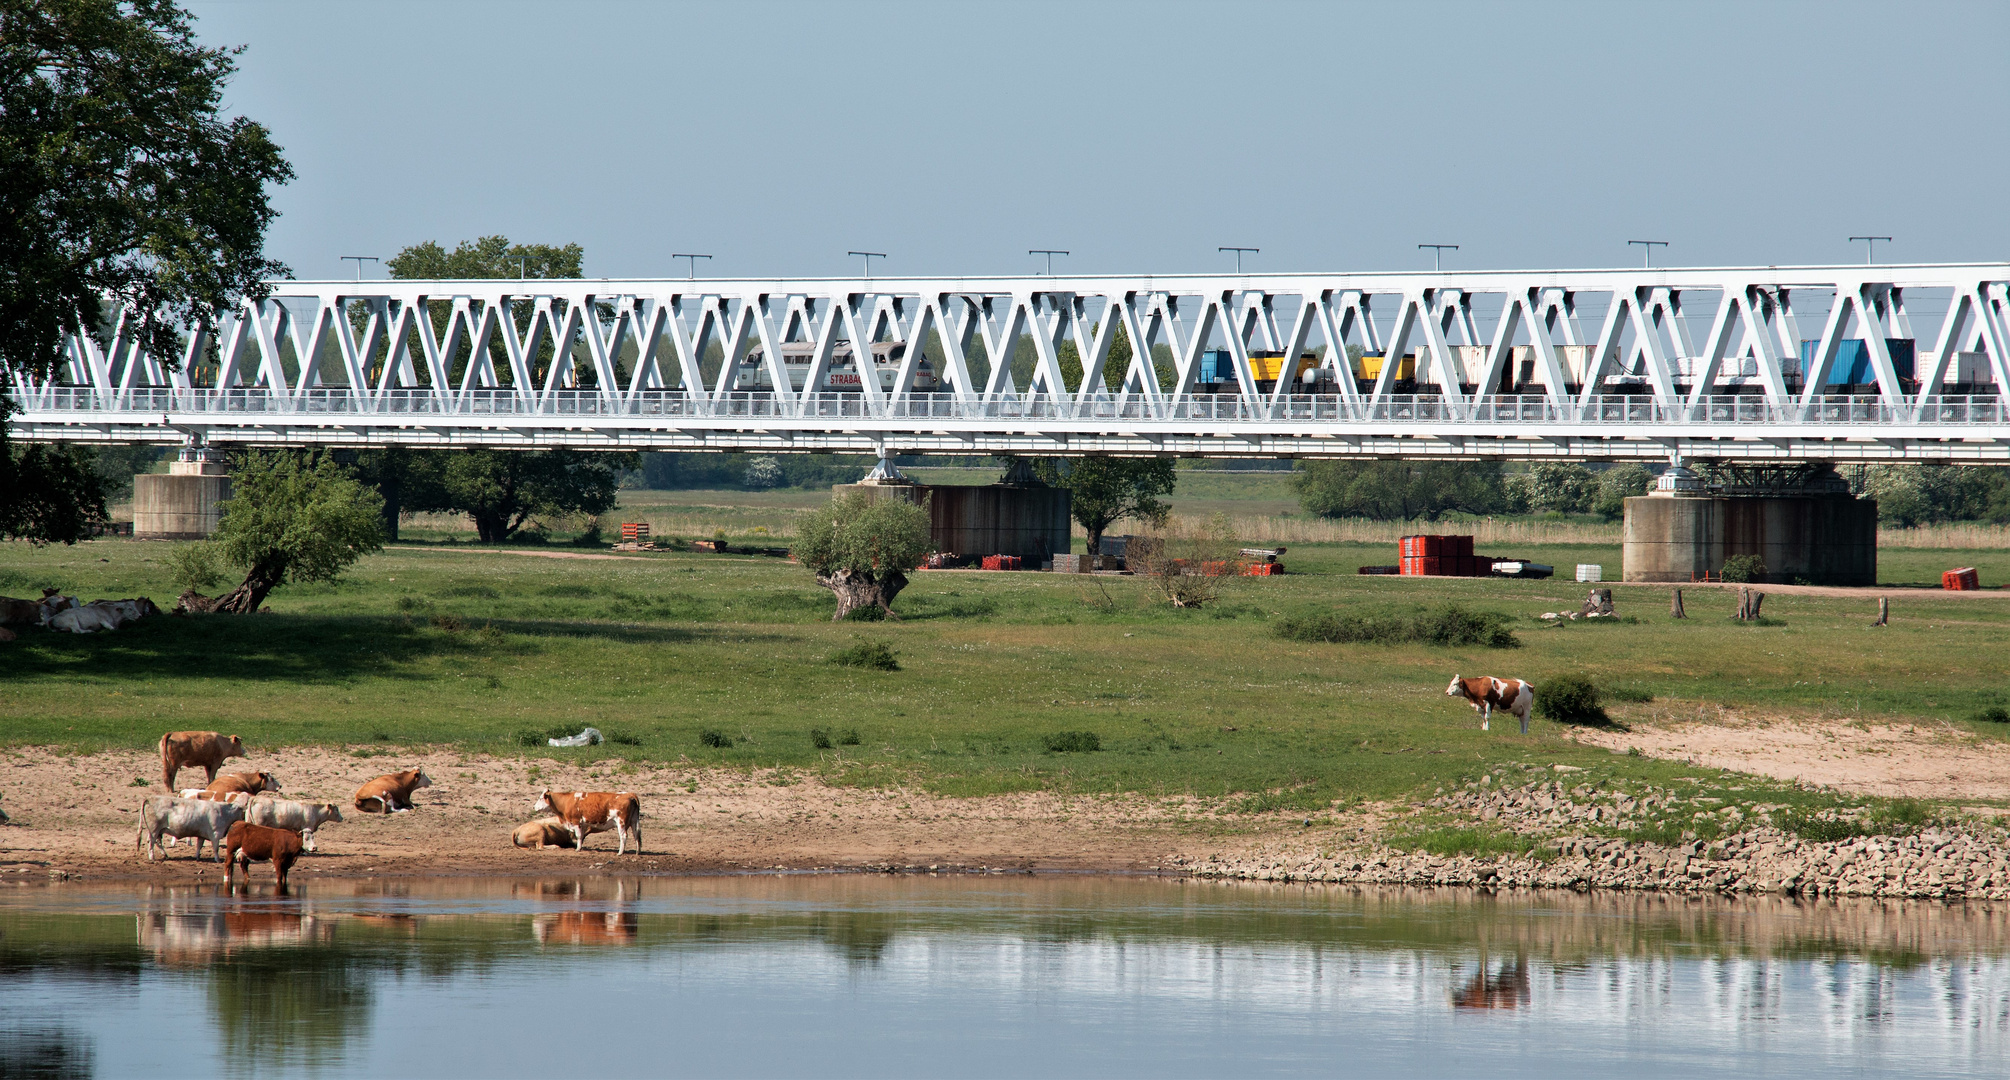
[
  {"xmin": 134, "ymin": 442, "xmax": 231, "ymax": 540},
  {"xmin": 1621, "ymin": 464, "xmax": 1877, "ymax": 585}
]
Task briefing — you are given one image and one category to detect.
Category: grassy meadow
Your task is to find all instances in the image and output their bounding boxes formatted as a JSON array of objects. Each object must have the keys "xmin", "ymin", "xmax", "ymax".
[{"xmin": 5, "ymin": 496, "xmax": 2010, "ymax": 823}]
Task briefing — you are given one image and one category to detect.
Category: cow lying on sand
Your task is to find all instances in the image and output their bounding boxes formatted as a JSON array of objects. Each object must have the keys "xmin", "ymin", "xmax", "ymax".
[
  {"xmin": 512, "ymin": 820, "xmax": 578, "ymax": 849},
  {"xmin": 223, "ymin": 821, "xmax": 304, "ymax": 890},
  {"xmin": 160, "ymin": 731, "xmax": 247, "ymax": 791},
  {"xmin": 186, "ymin": 771, "xmax": 282, "ymax": 800},
  {"xmin": 246, "ymin": 798, "xmax": 343, "ymax": 852},
  {"xmin": 138, "ymin": 795, "xmax": 247, "ymax": 861},
  {"xmin": 532, "ymin": 790, "xmax": 642, "ymax": 855},
  {"xmin": 354, "ymin": 769, "xmax": 431, "ymax": 813},
  {"xmin": 1446, "ymin": 674, "xmax": 1536, "ymax": 734}
]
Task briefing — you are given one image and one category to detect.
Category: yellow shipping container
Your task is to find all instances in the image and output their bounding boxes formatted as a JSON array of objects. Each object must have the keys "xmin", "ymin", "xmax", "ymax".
[
  {"xmin": 1248, "ymin": 351, "xmax": 1321, "ymax": 382},
  {"xmin": 1355, "ymin": 354, "xmax": 1416, "ymax": 381}
]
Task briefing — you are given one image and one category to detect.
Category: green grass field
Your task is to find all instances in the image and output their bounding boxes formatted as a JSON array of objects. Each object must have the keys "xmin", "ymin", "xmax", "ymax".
[{"xmin": 5, "ymin": 531, "xmax": 2008, "ymax": 821}]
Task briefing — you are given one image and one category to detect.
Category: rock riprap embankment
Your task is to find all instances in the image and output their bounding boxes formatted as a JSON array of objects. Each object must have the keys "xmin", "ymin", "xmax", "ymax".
[{"xmin": 1174, "ymin": 777, "xmax": 2010, "ymax": 900}]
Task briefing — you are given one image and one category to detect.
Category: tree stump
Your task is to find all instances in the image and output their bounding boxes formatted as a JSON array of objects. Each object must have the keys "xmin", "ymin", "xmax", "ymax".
[
  {"xmin": 1670, "ymin": 588, "xmax": 1685, "ymax": 619},
  {"xmin": 1582, "ymin": 588, "xmax": 1614, "ymax": 617},
  {"xmin": 1874, "ymin": 596, "xmax": 1889, "ymax": 627},
  {"xmin": 1734, "ymin": 588, "xmax": 1767, "ymax": 621}
]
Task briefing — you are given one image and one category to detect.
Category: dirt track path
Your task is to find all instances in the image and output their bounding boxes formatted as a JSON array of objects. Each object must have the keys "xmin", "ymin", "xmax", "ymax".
[{"xmin": 1569, "ymin": 711, "xmax": 2010, "ymax": 806}]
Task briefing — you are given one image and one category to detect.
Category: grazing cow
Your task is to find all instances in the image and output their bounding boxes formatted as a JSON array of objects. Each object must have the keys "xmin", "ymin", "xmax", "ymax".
[
  {"xmin": 245, "ymin": 797, "xmax": 343, "ymax": 852},
  {"xmin": 353, "ymin": 769, "xmax": 431, "ymax": 813},
  {"xmin": 159, "ymin": 731, "xmax": 247, "ymax": 791},
  {"xmin": 223, "ymin": 821, "xmax": 304, "ymax": 889},
  {"xmin": 199, "ymin": 771, "xmax": 282, "ymax": 799},
  {"xmin": 137, "ymin": 795, "xmax": 247, "ymax": 861},
  {"xmin": 1445, "ymin": 674, "xmax": 1536, "ymax": 734},
  {"xmin": 531, "ymin": 790, "xmax": 642, "ymax": 855},
  {"xmin": 512, "ymin": 819, "xmax": 578, "ymax": 849}
]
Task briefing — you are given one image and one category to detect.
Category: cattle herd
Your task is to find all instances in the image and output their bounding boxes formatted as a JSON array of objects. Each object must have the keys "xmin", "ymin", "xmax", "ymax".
[
  {"xmin": 139, "ymin": 729, "xmax": 643, "ymax": 891},
  {"xmin": 0, "ymin": 588, "xmax": 161, "ymax": 639}
]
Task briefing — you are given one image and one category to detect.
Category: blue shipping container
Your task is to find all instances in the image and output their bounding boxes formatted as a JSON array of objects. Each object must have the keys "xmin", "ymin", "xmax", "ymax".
[
  {"xmin": 1797, "ymin": 339, "xmax": 1915, "ymax": 385},
  {"xmin": 1198, "ymin": 349, "xmax": 1232, "ymax": 383}
]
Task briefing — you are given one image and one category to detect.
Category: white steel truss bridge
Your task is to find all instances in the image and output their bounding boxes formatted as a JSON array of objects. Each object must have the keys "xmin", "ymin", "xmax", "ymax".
[{"xmin": 11, "ymin": 263, "xmax": 2010, "ymax": 464}]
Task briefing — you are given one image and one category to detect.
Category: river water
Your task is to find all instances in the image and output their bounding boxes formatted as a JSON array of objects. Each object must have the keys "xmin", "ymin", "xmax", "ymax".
[{"xmin": 1, "ymin": 875, "xmax": 2006, "ymax": 1078}]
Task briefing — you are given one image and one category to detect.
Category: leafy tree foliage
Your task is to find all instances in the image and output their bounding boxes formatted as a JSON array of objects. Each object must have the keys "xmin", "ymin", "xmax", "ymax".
[
  {"xmin": 794, "ymin": 490, "xmax": 933, "ymax": 620},
  {"xmin": 1509, "ymin": 463, "xmax": 1599, "ymax": 514},
  {"xmin": 407, "ymin": 449, "xmax": 633, "ymax": 543},
  {"xmin": 0, "ymin": 444, "xmax": 109, "ymax": 543},
  {"xmin": 200, "ymin": 453, "xmax": 383, "ymax": 613},
  {"xmin": 0, "ymin": 0, "xmax": 290, "ymax": 541},
  {"xmin": 1294, "ymin": 461, "xmax": 1505, "ymax": 522},
  {"xmin": 1861, "ymin": 465, "xmax": 2010, "ymax": 527},
  {"xmin": 381, "ymin": 236, "xmax": 591, "ymax": 388},
  {"xmin": 1593, "ymin": 463, "xmax": 1653, "ymax": 520},
  {"xmin": 1029, "ymin": 456, "xmax": 1177, "ymax": 554}
]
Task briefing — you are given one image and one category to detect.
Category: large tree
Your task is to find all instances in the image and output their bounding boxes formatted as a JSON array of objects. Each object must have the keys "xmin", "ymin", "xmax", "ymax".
[
  {"xmin": 0, "ymin": 0, "xmax": 291, "ymax": 542},
  {"xmin": 794, "ymin": 489, "xmax": 932, "ymax": 621},
  {"xmin": 188, "ymin": 453, "xmax": 383, "ymax": 614},
  {"xmin": 1030, "ymin": 456, "xmax": 1177, "ymax": 555},
  {"xmin": 1294, "ymin": 460, "xmax": 1505, "ymax": 522},
  {"xmin": 410, "ymin": 448, "xmax": 631, "ymax": 543}
]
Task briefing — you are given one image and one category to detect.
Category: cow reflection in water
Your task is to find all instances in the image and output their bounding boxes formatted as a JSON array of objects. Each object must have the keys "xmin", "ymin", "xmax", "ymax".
[
  {"xmin": 1452, "ymin": 956, "xmax": 1530, "ymax": 1010},
  {"xmin": 525, "ymin": 879, "xmax": 642, "ymax": 946},
  {"xmin": 137, "ymin": 889, "xmax": 334, "ymax": 967}
]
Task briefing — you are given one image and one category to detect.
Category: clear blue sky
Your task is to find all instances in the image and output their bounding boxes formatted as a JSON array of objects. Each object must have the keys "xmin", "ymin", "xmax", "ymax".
[{"xmin": 187, "ymin": 0, "xmax": 2009, "ymax": 281}]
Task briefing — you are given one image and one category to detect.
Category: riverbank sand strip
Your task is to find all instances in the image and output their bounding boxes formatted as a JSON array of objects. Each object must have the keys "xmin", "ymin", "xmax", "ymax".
[{"xmin": 3, "ymin": 734, "xmax": 2008, "ymax": 899}]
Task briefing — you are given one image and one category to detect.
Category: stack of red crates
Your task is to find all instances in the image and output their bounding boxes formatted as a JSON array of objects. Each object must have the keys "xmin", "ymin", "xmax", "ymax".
[
  {"xmin": 1399, "ymin": 535, "xmax": 1481, "ymax": 577},
  {"xmin": 619, "ymin": 522, "xmax": 650, "ymax": 542},
  {"xmin": 980, "ymin": 555, "xmax": 1023, "ymax": 571},
  {"xmin": 1943, "ymin": 567, "xmax": 1981, "ymax": 591}
]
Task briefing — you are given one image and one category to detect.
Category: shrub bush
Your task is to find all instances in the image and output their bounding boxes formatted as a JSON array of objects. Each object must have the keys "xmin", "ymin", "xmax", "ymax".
[
  {"xmin": 1774, "ymin": 808, "xmax": 1866, "ymax": 843},
  {"xmin": 1720, "ymin": 554, "xmax": 1767, "ymax": 583},
  {"xmin": 838, "ymin": 728, "xmax": 862, "ymax": 745},
  {"xmin": 699, "ymin": 729, "xmax": 733, "ymax": 749},
  {"xmin": 1042, "ymin": 731, "xmax": 1101, "ymax": 753},
  {"xmin": 1974, "ymin": 706, "xmax": 2010, "ymax": 724},
  {"xmin": 1605, "ymin": 685, "xmax": 1654, "ymax": 703},
  {"xmin": 163, "ymin": 542, "xmax": 226, "ymax": 592},
  {"xmin": 841, "ymin": 604, "xmax": 885, "ymax": 622},
  {"xmin": 1536, "ymin": 673, "xmax": 1607, "ymax": 724},
  {"xmin": 1275, "ymin": 604, "xmax": 1518, "ymax": 649},
  {"xmin": 828, "ymin": 640, "xmax": 899, "ymax": 671},
  {"xmin": 810, "ymin": 728, "xmax": 834, "ymax": 750}
]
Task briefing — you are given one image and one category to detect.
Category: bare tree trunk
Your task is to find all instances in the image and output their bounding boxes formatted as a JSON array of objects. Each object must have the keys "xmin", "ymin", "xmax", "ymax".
[
  {"xmin": 817, "ymin": 568, "xmax": 910, "ymax": 621},
  {"xmin": 1670, "ymin": 588, "xmax": 1685, "ymax": 619}
]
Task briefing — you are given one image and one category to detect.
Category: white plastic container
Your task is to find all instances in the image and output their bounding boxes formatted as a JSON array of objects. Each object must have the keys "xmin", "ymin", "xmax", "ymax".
[{"xmin": 1576, "ymin": 564, "xmax": 1603, "ymax": 582}]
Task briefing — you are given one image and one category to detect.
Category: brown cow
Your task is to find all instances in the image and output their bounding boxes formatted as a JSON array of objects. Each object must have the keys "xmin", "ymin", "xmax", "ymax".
[
  {"xmin": 1445, "ymin": 674, "xmax": 1536, "ymax": 734},
  {"xmin": 354, "ymin": 769, "xmax": 432, "ymax": 813},
  {"xmin": 512, "ymin": 820, "xmax": 578, "ymax": 849},
  {"xmin": 531, "ymin": 790, "xmax": 642, "ymax": 855},
  {"xmin": 196, "ymin": 771, "xmax": 282, "ymax": 799},
  {"xmin": 159, "ymin": 731, "xmax": 248, "ymax": 791},
  {"xmin": 222, "ymin": 821, "xmax": 304, "ymax": 890}
]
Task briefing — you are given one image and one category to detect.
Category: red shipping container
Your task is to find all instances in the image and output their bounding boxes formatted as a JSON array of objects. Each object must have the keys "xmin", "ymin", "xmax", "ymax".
[{"xmin": 1943, "ymin": 567, "xmax": 1980, "ymax": 591}]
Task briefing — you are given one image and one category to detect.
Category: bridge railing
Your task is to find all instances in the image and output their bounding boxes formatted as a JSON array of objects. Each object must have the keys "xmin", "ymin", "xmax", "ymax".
[{"xmin": 10, "ymin": 385, "xmax": 2004, "ymax": 427}]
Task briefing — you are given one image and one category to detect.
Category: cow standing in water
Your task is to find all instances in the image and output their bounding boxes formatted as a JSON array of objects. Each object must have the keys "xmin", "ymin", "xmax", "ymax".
[
  {"xmin": 223, "ymin": 822, "xmax": 304, "ymax": 891},
  {"xmin": 1445, "ymin": 675, "xmax": 1536, "ymax": 734}
]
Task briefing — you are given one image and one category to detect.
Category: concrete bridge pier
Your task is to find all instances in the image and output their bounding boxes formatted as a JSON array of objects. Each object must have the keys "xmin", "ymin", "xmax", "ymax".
[
  {"xmin": 134, "ymin": 443, "xmax": 230, "ymax": 540},
  {"xmin": 1621, "ymin": 462, "xmax": 1878, "ymax": 586}
]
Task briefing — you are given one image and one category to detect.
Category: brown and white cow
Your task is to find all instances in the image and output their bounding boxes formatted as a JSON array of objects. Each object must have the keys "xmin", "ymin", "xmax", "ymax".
[
  {"xmin": 193, "ymin": 771, "xmax": 282, "ymax": 800},
  {"xmin": 223, "ymin": 821, "xmax": 304, "ymax": 890},
  {"xmin": 137, "ymin": 795, "xmax": 247, "ymax": 861},
  {"xmin": 159, "ymin": 731, "xmax": 248, "ymax": 792},
  {"xmin": 245, "ymin": 797, "xmax": 343, "ymax": 851},
  {"xmin": 531, "ymin": 790, "xmax": 642, "ymax": 855},
  {"xmin": 354, "ymin": 769, "xmax": 432, "ymax": 813},
  {"xmin": 512, "ymin": 819, "xmax": 578, "ymax": 850},
  {"xmin": 1445, "ymin": 674, "xmax": 1536, "ymax": 734}
]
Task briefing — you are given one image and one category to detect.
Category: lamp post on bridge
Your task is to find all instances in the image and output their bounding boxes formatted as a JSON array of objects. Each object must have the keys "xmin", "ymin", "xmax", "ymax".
[
  {"xmin": 1418, "ymin": 244, "xmax": 1458, "ymax": 271},
  {"xmin": 1029, "ymin": 249, "xmax": 1069, "ymax": 275},
  {"xmin": 340, "ymin": 255, "xmax": 378, "ymax": 281},
  {"xmin": 1627, "ymin": 240, "xmax": 1669, "ymax": 268},
  {"xmin": 847, "ymin": 251, "xmax": 887, "ymax": 278},
  {"xmin": 1218, "ymin": 247, "xmax": 1258, "ymax": 274},
  {"xmin": 672, "ymin": 253, "xmax": 713, "ymax": 280},
  {"xmin": 1849, "ymin": 236, "xmax": 1892, "ymax": 266}
]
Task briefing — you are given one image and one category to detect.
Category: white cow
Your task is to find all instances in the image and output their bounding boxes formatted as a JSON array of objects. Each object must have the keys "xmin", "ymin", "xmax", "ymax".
[
  {"xmin": 245, "ymin": 797, "xmax": 344, "ymax": 852},
  {"xmin": 136, "ymin": 795, "xmax": 246, "ymax": 861},
  {"xmin": 50, "ymin": 598, "xmax": 158, "ymax": 634}
]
